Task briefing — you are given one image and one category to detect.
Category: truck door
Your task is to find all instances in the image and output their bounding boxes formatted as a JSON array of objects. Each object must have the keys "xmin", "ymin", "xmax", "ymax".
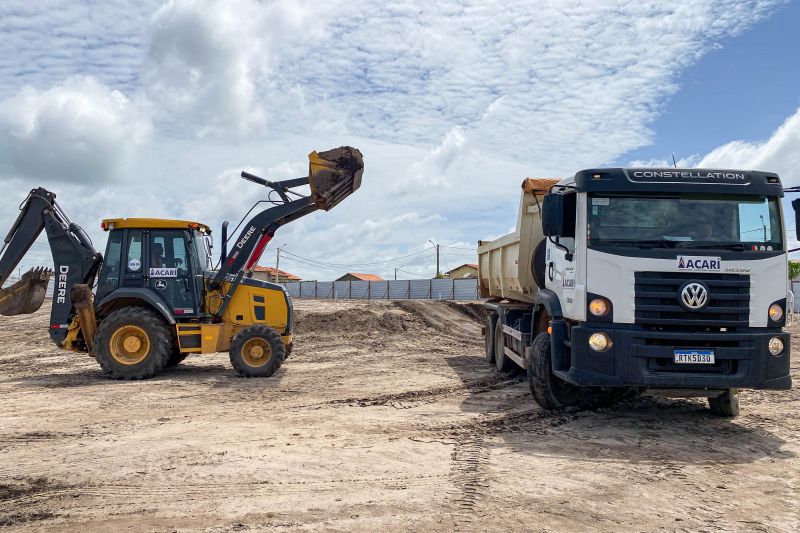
[
  {"xmin": 546, "ymin": 191, "xmax": 579, "ymax": 316},
  {"xmin": 148, "ymin": 230, "xmax": 199, "ymax": 316}
]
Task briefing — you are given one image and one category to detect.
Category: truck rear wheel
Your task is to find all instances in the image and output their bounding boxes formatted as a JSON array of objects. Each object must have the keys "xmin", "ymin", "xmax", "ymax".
[
  {"xmin": 708, "ymin": 388, "xmax": 740, "ymax": 417},
  {"xmin": 484, "ymin": 315, "xmax": 496, "ymax": 364},
  {"xmin": 229, "ymin": 325, "xmax": 285, "ymax": 378},
  {"xmin": 494, "ymin": 318, "xmax": 515, "ymax": 371},
  {"xmin": 93, "ymin": 307, "xmax": 172, "ymax": 380},
  {"xmin": 528, "ymin": 331, "xmax": 581, "ymax": 409}
]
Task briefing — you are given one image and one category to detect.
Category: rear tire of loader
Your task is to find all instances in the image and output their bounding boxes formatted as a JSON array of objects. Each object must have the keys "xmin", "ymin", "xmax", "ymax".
[
  {"xmin": 229, "ymin": 325, "xmax": 285, "ymax": 378},
  {"xmin": 485, "ymin": 315, "xmax": 496, "ymax": 364},
  {"xmin": 528, "ymin": 331, "xmax": 581, "ymax": 409},
  {"xmin": 93, "ymin": 307, "xmax": 172, "ymax": 380},
  {"xmin": 708, "ymin": 388, "xmax": 740, "ymax": 417},
  {"xmin": 494, "ymin": 318, "xmax": 515, "ymax": 372}
]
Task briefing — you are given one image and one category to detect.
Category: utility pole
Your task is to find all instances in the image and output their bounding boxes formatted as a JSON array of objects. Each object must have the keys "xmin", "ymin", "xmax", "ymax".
[
  {"xmin": 760, "ymin": 215, "xmax": 767, "ymax": 241},
  {"xmin": 275, "ymin": 243, "xmax": 287, "ymax": 283},
  {"xmin": 428, "ymin": 240, "xmax": 440, "ymax": 278},
  {"xmin": 394, "ymin": 267, "xmax": 398, "ymax": 280}
]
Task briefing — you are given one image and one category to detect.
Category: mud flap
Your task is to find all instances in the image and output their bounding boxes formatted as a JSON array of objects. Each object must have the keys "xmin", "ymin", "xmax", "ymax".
[{"xmin": 0, "ymin": 267, "xmax": 52, "ymax": 316}]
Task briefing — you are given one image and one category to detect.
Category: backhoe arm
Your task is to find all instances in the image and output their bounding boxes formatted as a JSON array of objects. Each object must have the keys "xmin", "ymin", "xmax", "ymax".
[{"xmin": 0, "ymin": 187, "xmax": 101, "ymax": 344}]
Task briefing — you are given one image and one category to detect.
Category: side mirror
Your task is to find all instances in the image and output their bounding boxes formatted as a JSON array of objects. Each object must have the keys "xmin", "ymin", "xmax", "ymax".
[
  {"xmin": 541, "ymin": 194, "xmax": 563, "ymax": 236},
  {"xmin": 541, "ymin": 193, "xmax": 576, "ymax": 237},
  {"xmin": 793, "ymin": 198, "xmax": 800, "ymax": 237}
]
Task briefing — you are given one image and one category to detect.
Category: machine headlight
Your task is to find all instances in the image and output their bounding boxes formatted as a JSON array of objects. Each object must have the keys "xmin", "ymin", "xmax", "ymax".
[
  {"xmin": 769, "ymin": 303, "xmax": 784, "ymax": 323},
  {"xmin": 589, "ymin": 332, "xmax": 612, "ymax": 352},
  {"xmin": 768, "ymin": 336, "xmax": 784, "ymax": 356},
  {"xmin": 589, "ymin": 298, "xmax": 610, "ymax": 317}
]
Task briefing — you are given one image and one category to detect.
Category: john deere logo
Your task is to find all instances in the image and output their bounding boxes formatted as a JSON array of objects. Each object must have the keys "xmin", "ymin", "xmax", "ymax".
[{"xmin": 679, "ymin": 281, "xmax": 709, "ymax": 311}]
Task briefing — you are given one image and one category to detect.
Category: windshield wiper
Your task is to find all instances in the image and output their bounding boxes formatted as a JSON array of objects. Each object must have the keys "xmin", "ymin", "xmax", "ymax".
[
  {"xmin": 593, "ymin": 239, "xmax": 673, "ymax": 248},
  {"xmin": 676, "ymin": 242, "xmax": 749, "ymax": 251}
]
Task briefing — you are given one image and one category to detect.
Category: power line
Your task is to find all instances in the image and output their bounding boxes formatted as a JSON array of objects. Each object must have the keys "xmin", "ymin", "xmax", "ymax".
[{"xmin": 280, "ymin": 245, "xmax": 434, "ymax": 268}]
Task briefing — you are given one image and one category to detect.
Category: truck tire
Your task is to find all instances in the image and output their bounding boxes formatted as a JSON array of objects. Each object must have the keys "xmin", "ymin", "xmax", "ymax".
[
  {"xmin": 528, "ymin": 331, "xmax": 581, "ymax": 409},
  {"xmin": 708, "ymin": 388, "xmax": 740, "ymax": 417},
  {"xmin": 494, "ymin": 318, "xmax": 515, "ymax": 371},
  {"xmin": 485, "ymin": 315, "xmax": 496, "ymax": 364},
  {"xmin": 229, "ymin": 325, "xmax": 285, "ymax": 378},
  {"xmin": 93, "ymin": 307, "xmax": 172, "ymax": 380}
]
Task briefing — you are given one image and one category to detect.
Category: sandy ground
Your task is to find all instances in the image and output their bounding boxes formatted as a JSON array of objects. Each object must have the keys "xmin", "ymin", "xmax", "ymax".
[{"xmin": 0, "ymin": 299, "xmax": 798, "ymax": 532}]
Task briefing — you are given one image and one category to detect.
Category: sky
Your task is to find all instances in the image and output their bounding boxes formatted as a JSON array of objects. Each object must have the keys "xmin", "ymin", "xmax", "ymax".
[{"xmin": 0, "ymin": 0, "xmax": 799, "ymax": 281}]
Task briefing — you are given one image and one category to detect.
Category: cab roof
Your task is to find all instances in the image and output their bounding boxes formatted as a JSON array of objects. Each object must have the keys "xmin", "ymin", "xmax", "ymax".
[{"xmin": 101, "ymin": 218, "xmax": 211, "ymax": 233}]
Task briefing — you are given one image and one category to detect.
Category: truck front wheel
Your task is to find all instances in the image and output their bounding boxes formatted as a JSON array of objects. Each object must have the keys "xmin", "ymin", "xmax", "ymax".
[
  {"xmin": 708, "ymin": 388, "xmax": 740, "ymax": 417},
  {"xmin": 528, "ymin": 331, "xmax": 581, "ymax": 409},
  {"xmin": 229, "ymin": 325, "xmax": 286, "ymax": 378}
]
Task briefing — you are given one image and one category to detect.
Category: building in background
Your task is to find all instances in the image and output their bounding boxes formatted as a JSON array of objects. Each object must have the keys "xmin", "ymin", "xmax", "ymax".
[
  {"xmin": 252, "ymin": 266, "xmax": 302, "ymax": 283},
  {"xmin": 445, "ymin": 263, "xmax": 478, "ymax": 279},
  {"xmin": 336, "ymin": 272, "xmax": 385, "ymax": 282}
]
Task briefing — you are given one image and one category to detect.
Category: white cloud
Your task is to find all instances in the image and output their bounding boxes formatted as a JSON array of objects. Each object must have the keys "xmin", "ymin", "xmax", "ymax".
[
  {"xmin": 697, "ymin": 107, "xmax": 800, "ymax": 185},
  {"xmin": 0, "ymin": 76, "xmax": 151, "ymax": 183},
  {"xmin": 143, "ymin": 0, "xmax": 330, "ymax": 136}
]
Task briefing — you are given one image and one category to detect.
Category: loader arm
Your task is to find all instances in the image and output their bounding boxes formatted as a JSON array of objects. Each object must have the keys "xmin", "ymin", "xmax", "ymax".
[
  {"xmin": 210, "ymin": 147, "xmax": 363, "ymax": 319},
  {"xmin": 0, "ymin": 187, "xmax": 102, "ymax": 344}
]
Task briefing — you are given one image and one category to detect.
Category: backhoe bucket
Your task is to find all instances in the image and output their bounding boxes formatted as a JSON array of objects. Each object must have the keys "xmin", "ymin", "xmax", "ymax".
[
  {"xmin": 0, "ymin": 267, "xmax": 52, "ymax": 316},
  {"xmin": 308, "ymin": 146, "xmax": 364, "ymax": 211}
]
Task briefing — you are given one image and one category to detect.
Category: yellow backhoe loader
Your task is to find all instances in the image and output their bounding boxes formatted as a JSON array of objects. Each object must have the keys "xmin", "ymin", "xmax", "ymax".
[{"xmin": 0, "ymin": 147, "xmax": 363, "ymax": 379}]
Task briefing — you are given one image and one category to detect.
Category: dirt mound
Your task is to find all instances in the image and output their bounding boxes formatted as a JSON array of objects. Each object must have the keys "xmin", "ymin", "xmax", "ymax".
[
  {"xmin": 294, "ymin": 307, "xmax": 420, "ymax": 336},
  {"xmin": 442, "ymin": 301, "xmax": 489, "ymax": 323}
]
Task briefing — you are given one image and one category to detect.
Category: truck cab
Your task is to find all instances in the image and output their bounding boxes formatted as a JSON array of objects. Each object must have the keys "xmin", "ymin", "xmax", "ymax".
[{"xmin": 480, "ymin": 168, "xmax": 792, "ymax": 416}]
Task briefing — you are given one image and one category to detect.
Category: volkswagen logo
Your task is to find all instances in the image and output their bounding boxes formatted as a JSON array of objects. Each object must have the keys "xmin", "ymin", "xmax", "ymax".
[{"xmin": 679, "ymin": 281, "xmax": 709, "ymax": 311}]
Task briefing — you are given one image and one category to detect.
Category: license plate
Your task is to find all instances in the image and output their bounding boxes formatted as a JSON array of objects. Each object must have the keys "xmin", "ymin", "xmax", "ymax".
[{"xmin": 674, "ymin": 349, "xmax": 715, "ymax": 364}]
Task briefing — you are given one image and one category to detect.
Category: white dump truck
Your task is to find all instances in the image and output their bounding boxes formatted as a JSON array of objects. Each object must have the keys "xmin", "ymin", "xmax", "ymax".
[{"xmin": 478, "ymin": 169, "xmax": 794, "ymax": 416}]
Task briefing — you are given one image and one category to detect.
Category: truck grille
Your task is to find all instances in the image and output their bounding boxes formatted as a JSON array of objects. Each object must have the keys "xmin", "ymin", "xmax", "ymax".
[{"xmin": 634, "ymin": 272, "xmax": 750, "ymax": 328}]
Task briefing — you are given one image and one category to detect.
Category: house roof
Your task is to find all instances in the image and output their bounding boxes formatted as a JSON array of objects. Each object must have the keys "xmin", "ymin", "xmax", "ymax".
[
  {"xmin": 252, "ymin": 266, "xmax": 302, "ymax": 280},
  {"xmin": 447, "ymin": 263, "xmax": 478, "ymax": 273},
  {"xmin": 339, "ymin": 272, "xmax": 385, "ymax": 281}
]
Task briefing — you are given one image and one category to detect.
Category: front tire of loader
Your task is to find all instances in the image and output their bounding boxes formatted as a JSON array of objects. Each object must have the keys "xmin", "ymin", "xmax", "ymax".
[
  {"xmin": 528, "ymin": 331, "xmax": 581, "ymax": 409},
  {"xmin": 229, "ymin": 325, "xmax": 285, "ymax": 378},
  {"xmin": 93, "ymin": 307, "xmax": 172, "ymax": 380}
]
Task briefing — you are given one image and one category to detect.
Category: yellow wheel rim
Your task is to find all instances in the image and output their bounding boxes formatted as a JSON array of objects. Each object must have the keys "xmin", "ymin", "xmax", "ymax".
[
  {"xmin": 241, "ymin": 338, "xmax": 272, "ymax": 368},
  {"xmin": 109, "ymin": 325, "xmax": 150, "ymax": 365}
]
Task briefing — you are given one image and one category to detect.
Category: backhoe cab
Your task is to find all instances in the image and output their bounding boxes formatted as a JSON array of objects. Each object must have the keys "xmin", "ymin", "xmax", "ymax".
[{"xmin": 0, "ymin": 146, "xmax": 363, "ymax": 380}]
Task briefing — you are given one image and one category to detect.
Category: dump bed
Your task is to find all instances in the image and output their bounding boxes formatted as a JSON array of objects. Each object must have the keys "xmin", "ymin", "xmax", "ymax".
[{"xmin": 477, "ymin": 178, "xmax": 558, "ymax": 303}]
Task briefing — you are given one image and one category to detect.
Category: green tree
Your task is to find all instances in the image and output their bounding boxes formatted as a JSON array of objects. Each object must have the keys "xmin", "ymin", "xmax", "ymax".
[{"xmin": 789, "ymin": 261, "xmax": 800, "ymax": 280}]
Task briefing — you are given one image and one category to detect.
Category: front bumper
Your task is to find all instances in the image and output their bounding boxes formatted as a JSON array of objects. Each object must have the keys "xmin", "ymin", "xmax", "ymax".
[{"xmin": 553, "ymin": 322, "xmax": 791, "ymax": 390}]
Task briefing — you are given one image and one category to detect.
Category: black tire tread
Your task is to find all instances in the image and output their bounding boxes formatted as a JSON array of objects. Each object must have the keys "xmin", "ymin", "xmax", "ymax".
[
  {"xmin": 708, "ymin": 388, "xmax": 740, "ymax": 417},
  {"xmin": 485, "ymin": 315, "xmax": 496, "ymax": 364},
  {"xmin": 528, "ymin": 331, "xmax": 580, "ymax": 409},
  {"xmin": 93, "ymin": 307, "xmax": 172, "ymax": 380},
  {"xmin": 229, "ymin": 325, "xmax": 286, "ymax": 378}
]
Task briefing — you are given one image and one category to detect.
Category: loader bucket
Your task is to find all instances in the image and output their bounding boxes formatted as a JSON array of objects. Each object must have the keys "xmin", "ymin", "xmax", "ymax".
[
  {"xmin": 308, "ymin": 146, "xmax": 364, "ymax": 211},
  {"xmin": 0, "ymin": 267, "xmax": 52, "ymax": 316}
]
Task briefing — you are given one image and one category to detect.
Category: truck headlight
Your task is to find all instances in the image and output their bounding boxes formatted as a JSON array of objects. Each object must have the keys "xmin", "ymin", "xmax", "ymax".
[
  {"xmin": 768, "ymin": 336, "xmax": 784, "ymax": 356},
  {"xmin": 768, "ymin": 303, "xmax": 784, "ymax": 323},
  {"xmin": 589, "ymin": 298, "xmax": 610, "ymax": 317},
  {"xmin": 589, "ymin": 332, "xmax": 612, "ymax": 352}
]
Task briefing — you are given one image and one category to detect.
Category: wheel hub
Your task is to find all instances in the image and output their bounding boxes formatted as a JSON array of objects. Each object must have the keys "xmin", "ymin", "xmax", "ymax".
[{"xmin": 109, "ymin": 325, "xmax": 150, "ymax": 366}]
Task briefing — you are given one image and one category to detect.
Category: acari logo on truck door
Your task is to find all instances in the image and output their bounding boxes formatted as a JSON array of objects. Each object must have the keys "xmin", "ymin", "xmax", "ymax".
[{"xmin": 677, "ymin": 255, "xmax": 721, "ymax": 271}]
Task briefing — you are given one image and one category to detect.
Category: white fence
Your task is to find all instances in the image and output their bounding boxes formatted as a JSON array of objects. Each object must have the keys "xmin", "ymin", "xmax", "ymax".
[{"xmin": 282, "ymin": 279, "xmax": 479, "ymax": 300}]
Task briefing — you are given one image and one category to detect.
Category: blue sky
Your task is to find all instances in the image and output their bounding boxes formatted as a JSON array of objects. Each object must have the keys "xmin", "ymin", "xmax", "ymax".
[
  {"xmin": 0, "ymin": 0, "xmax": 799, "ymax": 280},
  {"xmin": 623, "ymin": 0, "xmax": 800, "ymax": 165}
]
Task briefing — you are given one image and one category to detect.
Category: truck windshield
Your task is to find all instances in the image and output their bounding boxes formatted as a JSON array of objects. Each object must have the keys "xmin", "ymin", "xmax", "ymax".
[{"xmin": 588, "ymin": 194, "xmax": 783, "ymax": 250}]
